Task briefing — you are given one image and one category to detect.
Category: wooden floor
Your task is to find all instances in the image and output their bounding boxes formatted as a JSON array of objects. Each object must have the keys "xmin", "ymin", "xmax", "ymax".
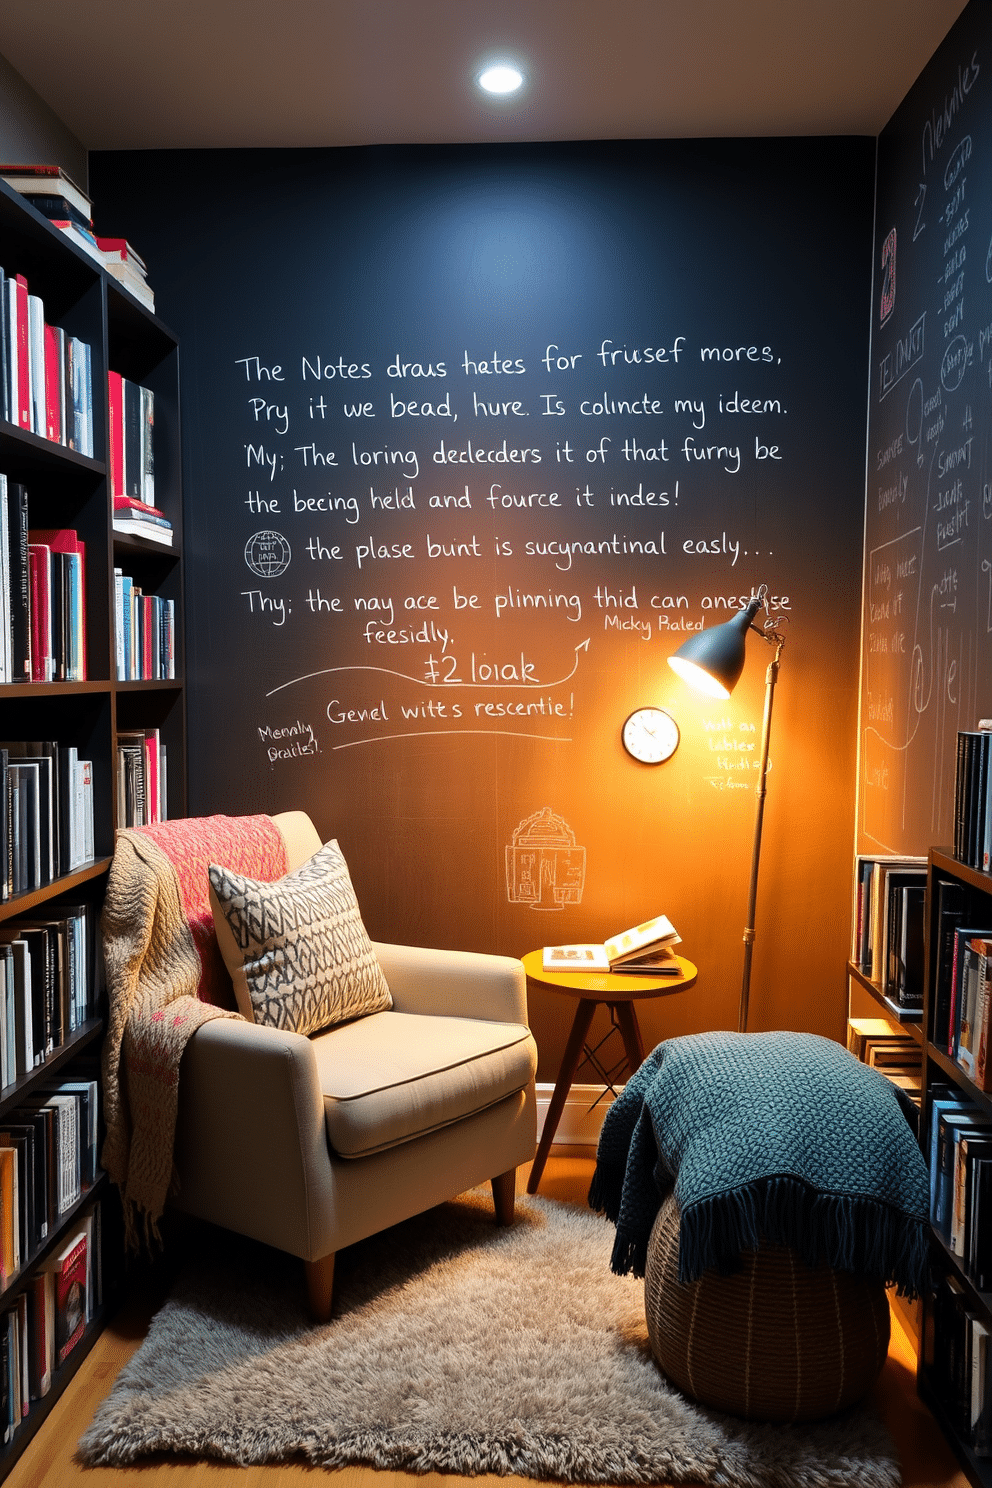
[{"xmin": 4, "ymin": 1154, "xmax": 968, "ymax": 1488}]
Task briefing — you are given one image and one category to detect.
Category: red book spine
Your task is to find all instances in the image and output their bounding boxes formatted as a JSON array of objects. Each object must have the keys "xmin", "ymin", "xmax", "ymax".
[
  {"xmin": 142, "ymin": 594, "xmax": 153, "ymax": 680},
  {"xmin": 113, "ymin": 495, "xmax": 165, "ymax": 518},
  {"xmin": 107, "ymin": 371, "xmax": 124, "ymax": 498},
  {"xmin": 27, "ymin": 544, "xmax": 51, "ymax": 681},
  {"xmin": 43, "ymin": 323, "xmax": 62, "ymax": 443},
  {"xmin": 29, "ymin": 530, "xmax": 86, "ymax": 681},
  {"xmin": 54, "ymin": 1236, "xmax": 86, "ymax": 1364},
  {"xmin": 144, "ymin": 732, "xmax": 159, "ymax": 824}
]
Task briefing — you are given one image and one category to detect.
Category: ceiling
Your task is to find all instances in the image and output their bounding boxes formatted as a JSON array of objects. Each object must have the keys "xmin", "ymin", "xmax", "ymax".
[{"xmin": 0, "ymin": 0, "xmax": 974, "ymax": 151}]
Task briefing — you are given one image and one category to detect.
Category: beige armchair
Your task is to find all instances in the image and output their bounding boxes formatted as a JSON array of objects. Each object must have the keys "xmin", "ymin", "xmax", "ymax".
[{"xmin": 104, "ymin": 810, "xmax": 538, "ymax": 1321}]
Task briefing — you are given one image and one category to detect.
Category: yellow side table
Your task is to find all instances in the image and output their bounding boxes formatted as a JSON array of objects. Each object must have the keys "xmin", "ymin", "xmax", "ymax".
[{"xmin": 522, "ymin": 948, "xmax": 698, "ymax": 1193}]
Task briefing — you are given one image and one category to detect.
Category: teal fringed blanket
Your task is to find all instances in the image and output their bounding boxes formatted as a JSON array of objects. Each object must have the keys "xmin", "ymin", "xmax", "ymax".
[{"xmin": 588, "ymin": 1030, "xmax": 930, "ymax": 1295}]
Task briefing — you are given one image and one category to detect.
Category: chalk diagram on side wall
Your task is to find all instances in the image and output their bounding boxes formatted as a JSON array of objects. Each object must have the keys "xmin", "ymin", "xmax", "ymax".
[{"xmin": 505, "ymin": 808, "xmax": 585, "ymax": 910}]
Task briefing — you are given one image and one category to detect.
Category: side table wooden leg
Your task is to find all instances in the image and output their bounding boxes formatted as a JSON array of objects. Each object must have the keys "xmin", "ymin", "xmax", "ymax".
[
  {"xmin": 611, "ymin": 1000, "xmax": 645, "ymax": 1077},
  {"xmin": 527, "ymin": 997, "xmax": 598, "ymax": 1194}
]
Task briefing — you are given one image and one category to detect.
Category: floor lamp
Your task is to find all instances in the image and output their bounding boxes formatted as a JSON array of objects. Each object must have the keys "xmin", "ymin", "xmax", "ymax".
[{"xmin": 667, "ymin": 587, "xmax": 788, "ymax": 1033}]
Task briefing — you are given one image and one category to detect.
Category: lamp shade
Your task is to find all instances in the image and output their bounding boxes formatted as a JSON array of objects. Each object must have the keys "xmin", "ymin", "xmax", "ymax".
[{"xmin": 668, "ymin": 596, "xmax": 764, "ymax": 698}]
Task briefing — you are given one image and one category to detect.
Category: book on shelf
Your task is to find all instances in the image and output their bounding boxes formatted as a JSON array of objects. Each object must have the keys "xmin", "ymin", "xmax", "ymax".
[
  {"xmin": 852, "ymin": 855, "xmax": 927, "ymax": 1004},
  {"xmin": 43, "ymin": 320, "xmax": 64, "ymax": 443},
  {"xmin": 0, "ymin": 1130, "xmax": 31, "ymax": 1272},
  {"xmin": 27, "ymin": 542, "xmax": 53, "ymax": 682},
  {"xmin": 113, "ymin": 578, "xmax": 175, "ymax": 681},
  {"xmin": 0, "ymin": 1126, "xmax": 37, "ymax": 1260},
  {"xmin": 0, "ymin": 935, "xmax": 34, "ymax": 1077},
  {"xmin": 98, "ymin": 241, "xmax": 155, "ymax": 312},
  {"xmin": 6, "ymin": 270, "xmax": 29, "ymax": 430},
  {"xmin": 956, "ymin": 935, "xmax": 992, "ymax": 1080},
  {"xmin": 3, "ymin": 477, "xmax": 31, "ymax": 682},
  {"xmin": 19, "ymin": 1091, "xmax": 78, "ymax": 1220},
  {"xmin": 1, "ymin": 498, "xmax": 89, "ymax": 687},
  {"xmin": 0, "ymin": 908, "xmax": 94, "ymax": 1089},
  {"xmin": 44, "ymin": 1227, "xmax": 87, "ymax": 1365},
  {"xmin": 46, "ymin": 220, "xmax": 101, "ymax": 266},
  {"xmin": 954, "ymin": 726, "xmax": 992, "ymax": 871},
  {"xmin": 27, "ymin": 1270, "xmax": 53, "ymax": 1401},
  {"xmin": 0, "ymin": 1145, "xmax": 18, "ymax": 1286},
  {"xmin": 112, "ymin": 513, "xmax": 173, "ymax": 546},
  {"xmin": 0, "ymin": 165, "xmax": 92, "ymax": 224},
  {"xmin": 108, "ymin": 370, "xmax": 155, "ymax": 503},
  {"xmin": 0, "ymin": 739, "xmax": 96, "ymax": 891},
  {"xmin": 543, "ymin": 914, "xmax": 682, "ymax": 975},
  {"xmin": 926, "ymin": 1243, "xmax": 992, "ymax": 1456},
  {"xmin": 117, "ymin": 728, "xmax": 167, "ymax": 827},
  {"xmin": 0, "ymin": 264, "xmax": 94, "ymax": 453},
  {"xmin": 27, "ymin": 293, "xmax": 44, "ymax": 438},
  {"xmin": 847, "ymin": 1015, "xmax": 922, "ymax": 1102},
  {"xmin": 0, "ymin": 1200, "xmax": 104, "ymax": 1417},
  {"xmin": 933, "ymin": 1104, "xmax": 992, "ymax": 1243},
  {"xmin": 113, "ymin": 495, "xmax": 167, "ymax": 520},
  {"xmin": 934, "ymin": 878, "xmax": 971, "ymax": 1050},
  {"xmin": 847, "ymin": 1015, "xmax": 908, "ymax": 1057},
  {"xmin": 941, "ymin": 924, "xmax": 992, "ymax": 1085},
  {"xmin": 29, "ymin": 528, "xmax": 87, "ymax": 681},
  {"xmin": 952, "ymin": 1129, "xmax": 992, "ymax": 1262}
]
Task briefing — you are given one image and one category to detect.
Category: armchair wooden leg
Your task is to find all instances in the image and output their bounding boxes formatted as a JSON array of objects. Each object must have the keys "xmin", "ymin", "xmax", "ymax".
[
  {"xmin": 491, "ymin": 1167, "xmax": 517, "ymax": 1225},
  {"xmin": 305, "ymin": 1252, "xmax": 336, "ymax": 1322}
]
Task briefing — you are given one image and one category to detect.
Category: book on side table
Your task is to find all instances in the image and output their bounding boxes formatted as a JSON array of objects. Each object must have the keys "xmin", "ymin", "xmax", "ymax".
[{"xmin": 543, "ymin": 914, "xmax": 682, "ymax": 974}]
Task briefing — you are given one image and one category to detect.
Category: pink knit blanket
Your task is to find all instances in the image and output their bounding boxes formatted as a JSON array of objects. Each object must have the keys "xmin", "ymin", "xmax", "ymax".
[{"xmin": 101, "ymin": 814, "xmax": 288, "ymax": 1243}]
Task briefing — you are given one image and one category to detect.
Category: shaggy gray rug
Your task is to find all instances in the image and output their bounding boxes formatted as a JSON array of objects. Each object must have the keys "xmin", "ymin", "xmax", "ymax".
[{"xmin": 79, "ymin": 1191, "xmax": 902, "ymax": 1486}]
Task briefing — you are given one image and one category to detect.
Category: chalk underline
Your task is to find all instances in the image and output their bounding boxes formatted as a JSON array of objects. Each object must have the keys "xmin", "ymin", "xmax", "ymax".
[{"xmin": 330, "ymin": 729, "xmax": 572, "ymax": 750}]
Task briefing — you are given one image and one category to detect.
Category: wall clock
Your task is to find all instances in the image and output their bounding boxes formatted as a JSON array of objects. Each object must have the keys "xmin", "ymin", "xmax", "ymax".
[{"xmin": 621, "ymin": 707, "xmax": 680, "ymax": 764}]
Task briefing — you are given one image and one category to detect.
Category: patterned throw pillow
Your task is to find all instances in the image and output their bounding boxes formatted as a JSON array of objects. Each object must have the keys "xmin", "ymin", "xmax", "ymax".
[{"xmin": 208, "ymin": 838, "xmax": 392, "ymax": 1035}]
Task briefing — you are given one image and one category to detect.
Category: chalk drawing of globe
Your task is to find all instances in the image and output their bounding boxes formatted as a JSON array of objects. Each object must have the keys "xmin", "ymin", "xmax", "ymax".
[{"xmin": 245, "ymin": 530, "xmax": 291, "ymax": 577}]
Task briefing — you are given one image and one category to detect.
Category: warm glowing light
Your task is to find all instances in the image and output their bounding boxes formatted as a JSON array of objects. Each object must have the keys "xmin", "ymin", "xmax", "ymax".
[
  {"xmin": 667, "ymin": 655, "xmax": 731, "ymax": 698},
  {"xmin": 478, "ymin": 65, "xmax": 524, "ymax": 95}
]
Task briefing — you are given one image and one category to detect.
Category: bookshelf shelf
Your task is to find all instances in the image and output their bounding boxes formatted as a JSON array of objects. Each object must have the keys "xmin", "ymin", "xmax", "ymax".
[
  {"xmin": 0, "ymin": 681, "xmax": 110, "ymax": 698},
  {"xmin": 920, "ymin": 1375, "xmax": 992, "ymax": 1488},
  {"xmin": 0, "ymin": 1301, "xmax": 108, "ymax": 1481},
  {"xmin": 846, "ymin": 961, "xmax": 924, "ymax": 1029},
  {"xmin": 0, "ymin": 421, "xmax": 105, "ymax": 479},
  {"xmin": 0, "ymin": 865, "xmax": 110, "ymax": 925},
  {"xmin": 111, "ymin": 533, "xmax": 181, "ymax": 559},
  {"xmin": 0, "ymin": 1023, "xmax": 103, "ymax": 1123},
  {"xmin": 0, "ymin": 173, "xmax": 185, "ymax": 1471}
]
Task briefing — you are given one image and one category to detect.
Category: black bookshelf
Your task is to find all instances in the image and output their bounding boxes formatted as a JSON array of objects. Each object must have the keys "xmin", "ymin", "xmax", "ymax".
[
  {"xmin": 0, "ymin": 175, "xmax": 185, "ymax": 1478},
  {"xmin": 919, "ymin": 848, "xmax": 992, "ymax": 1488}
]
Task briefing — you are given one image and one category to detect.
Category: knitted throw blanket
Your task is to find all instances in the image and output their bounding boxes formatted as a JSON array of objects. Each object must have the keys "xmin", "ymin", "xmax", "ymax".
[
  {"xmin": 588, "ymin": 1030, "xmax": 930, "ymax": 1296},
  {"xmin": 101, "ymin": 815, "xmax": 288, "ymax": 1244}
]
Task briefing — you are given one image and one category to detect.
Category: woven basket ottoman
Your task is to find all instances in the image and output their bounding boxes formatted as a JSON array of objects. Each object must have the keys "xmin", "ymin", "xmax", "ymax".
[{"xmin": 644, "ymin": 1193, "xmax": 891, "ymax": 1422}]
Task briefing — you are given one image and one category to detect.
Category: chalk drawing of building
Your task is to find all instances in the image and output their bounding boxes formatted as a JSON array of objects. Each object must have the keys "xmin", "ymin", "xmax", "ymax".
[{"xmin": 505, "ymin": 807, "xmax": 586, "ymax": 910}]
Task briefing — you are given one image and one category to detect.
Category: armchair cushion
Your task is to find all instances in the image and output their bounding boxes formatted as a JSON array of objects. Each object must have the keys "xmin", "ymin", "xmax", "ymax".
[
  {"xmin": 312, "ymin": 1010, "xmax": 537, "ymax": 1158},
  {"xmin": 209, "ymin": 838, "xmax": 392, "ymax": 1036}
]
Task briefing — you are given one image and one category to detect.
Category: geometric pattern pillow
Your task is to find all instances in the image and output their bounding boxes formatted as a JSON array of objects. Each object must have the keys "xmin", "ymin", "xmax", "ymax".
[{"xmin": 207, "ymin": 838, "xmax": 392, "ymax": 1036}]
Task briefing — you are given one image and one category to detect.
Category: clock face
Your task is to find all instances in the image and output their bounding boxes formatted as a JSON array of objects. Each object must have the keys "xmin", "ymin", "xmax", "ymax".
[{"xmin": 621, "ymin": 707, "xmax": 680, "ymax": 764}]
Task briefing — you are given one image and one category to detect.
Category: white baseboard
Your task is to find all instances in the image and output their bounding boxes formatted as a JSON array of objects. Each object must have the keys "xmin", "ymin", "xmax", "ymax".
[{"xmin": 535, "ymin": 1082, "xmax": 621, "ymax": 1147}]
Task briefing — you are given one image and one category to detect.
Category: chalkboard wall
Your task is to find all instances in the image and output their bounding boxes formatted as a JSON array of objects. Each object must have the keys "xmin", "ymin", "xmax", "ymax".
[
  {"xmin": 91, "ymin": 137, "xmax": 874, "ymax": 1064},
  {"xmin": 861, "ymin": 2, "xmax": 992, "ymax": 854}
]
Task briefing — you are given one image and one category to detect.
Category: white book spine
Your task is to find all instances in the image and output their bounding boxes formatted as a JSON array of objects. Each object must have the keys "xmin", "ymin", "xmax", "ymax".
[{"xmin": 27, "ymin": 294, "xmax": 44, "ymax": 436}]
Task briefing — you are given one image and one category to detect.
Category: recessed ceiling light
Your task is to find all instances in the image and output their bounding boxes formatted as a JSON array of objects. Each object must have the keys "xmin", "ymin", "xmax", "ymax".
[{"xmin": 477, "ymin": 64, "xmax": 524, "ymax": 95}]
